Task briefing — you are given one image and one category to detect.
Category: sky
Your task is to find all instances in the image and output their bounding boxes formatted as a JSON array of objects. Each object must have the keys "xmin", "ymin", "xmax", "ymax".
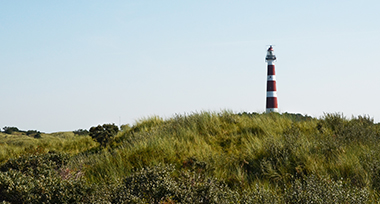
[{"xmin": 1, "ymin": 1, "xmax": 380, "ymax": 132}]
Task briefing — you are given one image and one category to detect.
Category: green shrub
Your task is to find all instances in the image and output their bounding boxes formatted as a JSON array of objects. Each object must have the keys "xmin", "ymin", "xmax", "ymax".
[
  {"xmin": 0, "ymin": 169, "xmax": 94, "ymax": 204},
  {"xmin": 2, "ymin": 127, "xmax": 20, "ymax": 134},
  {"xmin": 284, "ymin": 175, "xmax": 369, "ymax": 203},
  {"xmin": 25, "ymin": 130, "xmax": 41, "ymax": 138},
  {"xmin": 112, "ymin": 164, "xmax": 241, "ymax": 203},
  {"xmin": 89, "ymin": 124, "xmax": 119, "ymax": 147},
  {"xmin": 0, "ymin": 152, "xmax": 96, "ymax": 203},
  {"xmin": 73, "ymin": 129, "xmax": 89, "ymax": 136},
  {"xmin": 0, "ymin": 152, "xmax": 70, "ymax": 174},
  {"xmin": 109, "ymin": 164, "xmax": 286, "ymax": 203}
]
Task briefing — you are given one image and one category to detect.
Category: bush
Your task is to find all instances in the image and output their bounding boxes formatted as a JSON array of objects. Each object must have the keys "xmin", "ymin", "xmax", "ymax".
[
  {"xmin": 0, "ymin": 152, "xmax": 70, "ymax": 175},
  {"xmin": 73, "ymin": 129, "xmax": 89, "ymax": 136},
  {"xmin": 284, "ymin": 175, "xmax": 369, "ymax": 203},
  {"xmin": 0, "ymin": 152, "xmax": 96, "ymax": 204},
  {"xmin": 2, "ymin": 127, "xmax": 20, "ymax": 134},
  {"xmin": 89, "ymin": 124, "xmax": 119, "ymax": 147},
  {"xmin": 112, "ymin": 164, "xmax": 241, "ymax": 203},
  {"xmin": 26, "ymin": 130, "xmax": 41, "ymax": 138},
  {"xmin": 0, "ymin": 170, "xmax": 94, "ymax": 204},
  {"xmin": 110, "ymin": 164, "xmax": 285, "ymax": 203}
]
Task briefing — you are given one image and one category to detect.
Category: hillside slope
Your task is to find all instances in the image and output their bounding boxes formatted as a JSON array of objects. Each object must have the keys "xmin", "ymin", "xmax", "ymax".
[{"xmin": 1, "ymin": 111, "xmax": 379, "ymax": 203}]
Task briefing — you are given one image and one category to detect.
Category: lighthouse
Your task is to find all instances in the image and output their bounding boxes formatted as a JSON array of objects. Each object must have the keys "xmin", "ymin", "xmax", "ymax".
[{"xmin": 265, "ymin": 46, "xmax": 278, "ymax": 113}]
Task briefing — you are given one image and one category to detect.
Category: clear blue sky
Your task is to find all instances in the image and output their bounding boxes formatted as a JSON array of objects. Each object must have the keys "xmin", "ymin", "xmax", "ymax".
[{"xmin": 1, "ymin": 1, "xmax": 379, "ymax": 132}]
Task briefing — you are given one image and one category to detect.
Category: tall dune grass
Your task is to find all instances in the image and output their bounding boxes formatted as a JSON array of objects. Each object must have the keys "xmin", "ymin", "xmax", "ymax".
[
  {"xmin": 0, "ymin": 131, "xmax": 97, "ymax": 163},
  {"xmin": 73, "ymin": 112, "xmax": 379, "ymax": 193},
  {"xmin": 2, "ymin": 111, "xmax": 380, "ymax": 202}
]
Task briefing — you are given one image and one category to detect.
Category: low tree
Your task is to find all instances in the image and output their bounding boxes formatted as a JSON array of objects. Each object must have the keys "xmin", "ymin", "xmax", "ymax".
[
  {"xmin": 73, "ymin": 129, "xmax": 89, "ymax": 136},
  {"xmin": 89, "ymin": 124, "xmax": 119, "ymax": 147},
  {"xmin": 3, "ymin": 126, "xmax": 20, "ymax": 134},
  {"xmin": 26, "ymin": 130, "xmax": 42, "ymax": 138}
]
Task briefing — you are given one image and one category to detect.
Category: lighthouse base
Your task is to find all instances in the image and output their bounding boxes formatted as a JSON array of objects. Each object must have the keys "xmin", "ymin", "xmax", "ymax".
[{"xmin": 266, "ymin": 108, "xmax": 279, "ymax": 113}]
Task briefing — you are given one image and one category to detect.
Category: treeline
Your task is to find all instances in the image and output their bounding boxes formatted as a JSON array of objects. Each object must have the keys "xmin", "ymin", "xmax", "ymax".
[
  {"xmin": 1, "ymin": 126, "xmax": 42, "ymax": 138},
  {"xmin": 1, "ymin": 123, "xmax": 120, "ymax": 148}
]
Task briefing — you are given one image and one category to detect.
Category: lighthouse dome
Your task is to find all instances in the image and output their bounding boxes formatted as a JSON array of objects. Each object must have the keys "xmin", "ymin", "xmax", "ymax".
[{"xmin": 266, "ymin": 46, "xmax": 276, "ymax": 61}]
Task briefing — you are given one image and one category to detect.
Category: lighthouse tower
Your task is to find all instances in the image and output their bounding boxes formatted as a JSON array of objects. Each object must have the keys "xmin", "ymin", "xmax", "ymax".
[{"xmin": 265, "ymin": 46, "xmax": 278, "ymax": 113}]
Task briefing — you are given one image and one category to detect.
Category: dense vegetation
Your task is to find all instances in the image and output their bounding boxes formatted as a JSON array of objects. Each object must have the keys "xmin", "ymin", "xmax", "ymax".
[{"xmin": 1, "ymin": 111, "xmax": 380, "ymax": 203}]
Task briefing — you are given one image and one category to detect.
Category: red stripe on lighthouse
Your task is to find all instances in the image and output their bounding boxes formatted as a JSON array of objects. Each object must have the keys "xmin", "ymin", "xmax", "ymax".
[
  {"xmin": 267, "ymin": 65, "xmax": 275, "ymax": 75},
  {"xmin": 266, "ymin": 97, "xmax": 278, "ymax": 109},
  {"xmin": 267, "ymin": 81, "xmax": 277, "ymax": 91}
]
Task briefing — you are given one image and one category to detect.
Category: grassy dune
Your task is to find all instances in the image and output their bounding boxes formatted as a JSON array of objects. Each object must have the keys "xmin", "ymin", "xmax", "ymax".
[
  {"xmin": 0, "ymin": 131, "xmax": 97, "ymax": 163},
  {"xmin": 1, "ymin": 111, "xmax": 380, "ymax": 203}
]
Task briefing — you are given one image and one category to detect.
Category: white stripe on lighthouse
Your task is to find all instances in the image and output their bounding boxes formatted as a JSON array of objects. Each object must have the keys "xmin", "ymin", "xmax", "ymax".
[
  {"xmin": 266, "ymin": 108, "xmax": 279, "ymax": 113},
  {"xmin": 267, "ymin": 75, "xmax": 276, "ymax": 81},
  {"xmin": 266, "ymin": 91, "xmax": 277, "ymax": 97},
  {"xmin": 267, "ymin": 60, "xmax": 275, "ymax": 65}
]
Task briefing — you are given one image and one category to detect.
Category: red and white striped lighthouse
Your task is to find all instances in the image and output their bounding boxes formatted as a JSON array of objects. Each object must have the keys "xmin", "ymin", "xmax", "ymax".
[{"xmin": 265, "ymin": 46, "xmax": 278, "ymax": 113}]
